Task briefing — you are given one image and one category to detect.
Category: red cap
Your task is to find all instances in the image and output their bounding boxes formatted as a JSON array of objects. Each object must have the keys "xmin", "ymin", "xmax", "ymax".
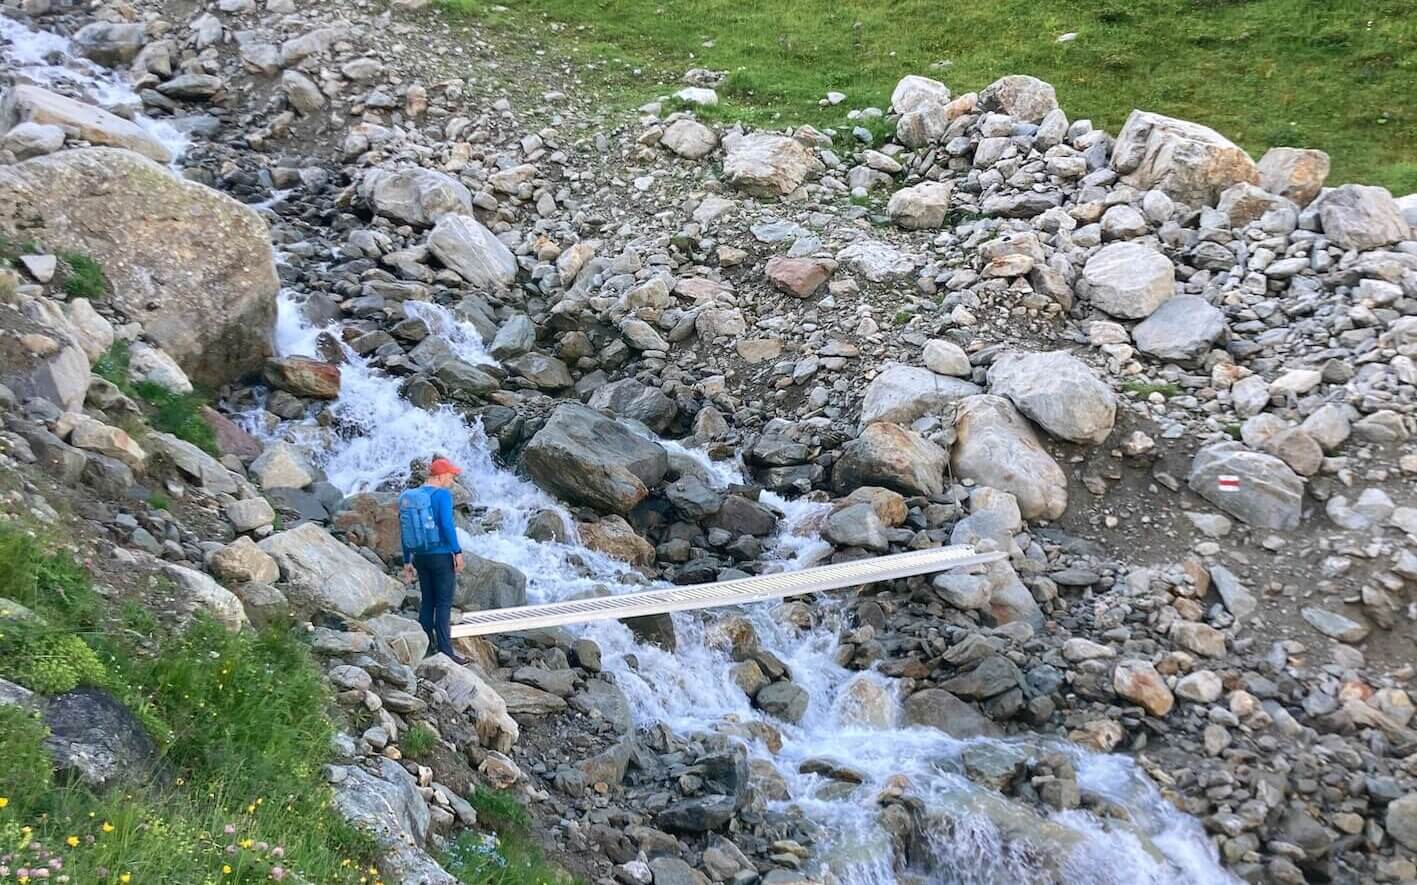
[{"xmin": 428, "ymin": 458, "xmax": 462, "ymax": 477}]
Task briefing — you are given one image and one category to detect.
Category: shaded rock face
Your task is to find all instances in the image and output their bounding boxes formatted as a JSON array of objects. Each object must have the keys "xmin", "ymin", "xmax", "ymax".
[
  {"xmin": 1315, "ymin": 184, "xmax": 1411, "ymax": 251},
  {"xmin": 1111, "ymin": 109, "xmax": 1258, "ymax": 207},
  {"xmin": 0, "ymin": 148, "xmax": 278, "ymax": 387},
  {"xmin": 522, "ymin": 403, "xmax": 669, "ymax": 514},
  {"xmin": 951, "ymin": 395, "xmax": 1066, "ymax": 521},
  {"xmin": 902, "ymin": 688, "xmax": 1002, "ymax": 738},
  {"xmin": 1131, "ymin": 295, "xmax": 1227, "ymax": 363},
  {"xmin": 43, "ymin": 687, "xmax": 158, "ymax": 791},
  {"xmin": 455, "ymin": 551, "xmax": 529, "ymax": 610},
  {"xmin": 834, "ymin": 422, "xmax": 948, "ymax": 498}
]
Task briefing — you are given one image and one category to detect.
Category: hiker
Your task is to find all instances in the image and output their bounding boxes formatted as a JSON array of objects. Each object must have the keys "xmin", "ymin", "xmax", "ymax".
[{"xmin": 399, "ymin": 457, "xmax": 467, "ymax": 665}]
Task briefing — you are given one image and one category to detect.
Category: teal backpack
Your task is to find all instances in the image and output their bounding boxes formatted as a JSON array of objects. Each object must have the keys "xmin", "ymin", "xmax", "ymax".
[{"xmin": 398, "ymin": 488, "xmax": 441, "ymax": 553}]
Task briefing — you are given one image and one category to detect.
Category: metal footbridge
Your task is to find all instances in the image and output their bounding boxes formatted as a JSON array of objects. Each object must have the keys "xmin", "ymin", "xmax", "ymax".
[{"xmin": 449, "ymin": 545, "xmax": 1003, "ymax": 638}]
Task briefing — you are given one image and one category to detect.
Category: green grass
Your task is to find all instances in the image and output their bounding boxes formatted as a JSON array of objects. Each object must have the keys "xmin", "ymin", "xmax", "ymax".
[
  {"xmin": 148, "ymin": 492, "xmax": 171, "ymax": 511},
  {"xmin": 0, "ymin": 522, "xmax": 382, "ymax": 885},
  {"xmin": 95, "ymin": 341, "xmax": 219, "ymax": 455},
  {"xmin": 443, "ymin": 791, "xmax": 573, "ymax": 885},
  {"xmin": 61, "ymin": 251, "xmax": 107, "ymax": 299},
  {"xmin": 441, "ymin": 0, "xmax": 1417, "ymax": 192},
  {"xmin": 1122, "ymin": 380, "xmax": 1183, "ymax": 398},
  {"xmin": 401, "ymin": 722, "xmax": 439, "ymax": 757}
]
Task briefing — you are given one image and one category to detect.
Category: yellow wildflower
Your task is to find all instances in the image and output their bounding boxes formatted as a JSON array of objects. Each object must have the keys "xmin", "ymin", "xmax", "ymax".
[
  {"xmin": 120, "ymin": 874, "xmax": 132, "ymax": 883},
  {"xmin": 0, "ymin": 796, "xmax": 9, "ymax": 808},
  {"xmin": 102, "ymin": 821, "xmax": 115, "ymax": 833},
  {"xmin": 223, "ymin": 864, "xmax": 233, "ymax": 875},
  {"xmin": 67, "ymin": 834, "xmax": 80, "ymax": 847}
]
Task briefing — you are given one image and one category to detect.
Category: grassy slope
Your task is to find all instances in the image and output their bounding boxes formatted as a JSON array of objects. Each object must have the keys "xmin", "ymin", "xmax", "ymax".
[{"xmin": 451, "ymin": 0, "xmax": 1417, "ymax": 192}]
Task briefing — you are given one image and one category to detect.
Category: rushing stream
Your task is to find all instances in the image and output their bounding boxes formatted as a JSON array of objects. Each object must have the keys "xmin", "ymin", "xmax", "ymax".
[
  {"xmin": 266, "ymin": 293, "xmax": 1237, "ymax": 885},
  {"xmin": 1, "ymin": 11, "xmax": 1237, "ymax": 880}
]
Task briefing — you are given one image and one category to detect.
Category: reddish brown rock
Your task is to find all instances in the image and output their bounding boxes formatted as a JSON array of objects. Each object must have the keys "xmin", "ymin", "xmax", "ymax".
[
  {"xmin": 201, "ymin": 406, "xmax": 262, "ymax": 459},
  {"xmin": 263, "ymin": 356, "xmax": 341, "ymax": 399},
  {"xmin": 331, "ymin": 491, "xmax": 401, "ymax": 562},
  {"xmin": 579, "ymin": 515, "xmax": 655, "ymax": 567},
  {"xmin": 765, "ymin": 256, "xmax": 835, "ymax": 298}
]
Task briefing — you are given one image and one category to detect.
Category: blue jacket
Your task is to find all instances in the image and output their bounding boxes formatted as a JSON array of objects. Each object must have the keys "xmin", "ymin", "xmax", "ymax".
[{"xmin": 401, "ymin": 486, "xmax": 462, "ymax": 564}]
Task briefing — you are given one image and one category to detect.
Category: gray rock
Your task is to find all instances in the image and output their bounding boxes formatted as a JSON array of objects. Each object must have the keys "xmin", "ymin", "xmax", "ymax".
[
  {"xmin": 887, "ymin": 181, "xmax": 953, "ymax": 230},
  {"xmin": 1315, "ymin": 184, "xmax": 1410, "ymax": 250},
  {"xmin": 259, "ymin": 523, "xmax": 404, "ymax": 618},
  {"xmin": 0, "ymin": 121, "xmax": 65, "ymax": 160},
  {"xmin": 428, "ymin": 214, "xmax": 517, "ymax": 288},
  {"xmin": 455, "ymin": 552, "xmax": 528, "ymax": 610},
  {"xmin": 952, "ymin": 395, "xmax": 1067, "ymax": 520},
  {"xmin": 1386, "ymin": 794, "xmax": 1417, "ymax": 852},
  {"xmin": 1300, "ymin": 607, "xmax": 1369, "ymax": 643},
  {"xmin": 902, "ymin": 688, "xmax": 1002, "ymax": 738},
  {"xmin": 587, "ymin": 378, "xmax": 678, "ymax": 433},
  {"xmin": 1187, "ymin": 442, "xmax": 1304, "ymax": 530},
  {"xmin": 1208, "ymin": 565, "xmax": 1257, "ymax": 621},
  {"xmin": 665, "ymin": 475, "xmax": 723, "ymax": 519},
  {"xmin": 1080, "ymin": 241, "xmax": 1175, "ymax": 319},
  {"xmin": 833, "ymin": 422, "xmax": 948, "ymax": 498},
  {"xmin": 1111, "ymin": 109, "xmax": 1258, "ymax": 206},
  {"xmin": 489, "ymin": 315, "xmax": 536, "ymax": 359},
  {"xmin": 987, "ymin": 350, "xmax": 1116, "ymax": 445},
  {"xmin": 0, "ymin": 148, "xmax": 277, "ymax": 386},
  {"xmin": 754, "ymin": 681, "xmax": 809, "ymax": 723},
  {"xmin": 72, "ymin": 22, "xmax": 147, "ymax": 65},
  {"xmin": 941, "ymin": 655, "xmax": 1023, "ymax": 699},
  {"xmin": 823, "ymin": 501, "xmax": 888, "ymax": 552},
  {"xmin": 661, "ymin": 118, "xmax": 718, "ymax": 159},
  {"xmin": 835, "ymin": 239, "xmax": 916, "ymax": 282},
  {"xmin": 0, "ymin": 85, "xmax": 171, "ymax": 163},
  {"xmin": 859, "ymin": 363, "xmax": 980, "ymax": 426},
  {"xmin": 164, "ymin": 564, "xmax": 248, "ymax": 631},
  {"xmin": 1132, "ymin": 295, "xmax": 1226, "ymax": 362},
  {"xmin": 333, "ymin": 757, "xmax": 457, "ymax": 885},
  {"xmin": 1257, "ymin": 147, "xmax": 1329, "ymax": 207},
  {"xmin": 146, "ymin": 432, "xmax": 239, "ymax": 494},
  {"xmin": 977, "ymin": 75, "xmax": 1058, "ymax": 122},
  {"xmin": 43, "ymin": 688, "xmax": 157, "ymax": 791},
  {"xmin": 722, "ymin": 133, "xmax": 816, "ymax": 197},
  {"xmin": 657, "ymin": 794, "xmax": 737, "ymax": 833},
  {"xmin": 360, "ymin": 166, "xmax": 472, "ymax": 227},
  {"xmin": 523, "ymin": 403, "xmax": 669, "ymax": 514}
]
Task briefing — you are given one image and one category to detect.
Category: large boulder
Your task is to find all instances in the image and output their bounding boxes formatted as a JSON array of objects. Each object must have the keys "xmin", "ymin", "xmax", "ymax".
[
  {"xmin": 522, "ymin": 403, "xmax": 669, "ymax": 514},
  {"xmin": 1315, "ymin": 184, "xmax": 1410, "ymax": 251},
  {"xmin": 1111, "ymin": 110, "xmax": 1258, "ymax": 207},
  {"xmin": 987, "ymin": 351, "xmax": 1116, "ymax": 445},
  {"xmin": 1131, "ymin": 295, "xmax": 1226, "ymax": 363},
  {"xmin": 952, "ymin": 395, "xmax": 1066, "ymax": 521},
  {"xmin": 1187, "ymin": 442, "xmax": 1304, "ymax": 530},
  {"xmin": 587, "ymin": 378, "xmax": 678, "ymax": 433},
  {"xmin": 258, "ymin": 523, "xmax": 404, "ymax": 618},
  {"xmin": 859, "ymin": 364, "xmax": 980, "ymax": 426},
  {"xmin": 43, "ymin": 688, "xmax": 158, "ymax": 791},
  {"xmin": 0, "ymin": 148, "xmax": 278, "ymax": 386},
  {"xmin": 1257, "ymin": 147, "xmax": 1330, "ymax": 207},
  {"xmin": 722, "ymin": 133, "xmax": 816, "ymax": 197},
  {"xmin": 163, "ymin": 564, "xmax": 248, "ymax": 632},
  {"xmin": 0, "ymin": 85, "xmax": 171, "ymax": 163},
  {"xmin": 977, "ymin": 75, "xmax": 1058, "ymax": 122},
  {"xmin": 428, "ymin": 214, "xmax": 517, "ymax": 288},
  {"xmin": 330, "ymin": 491, "xmax": 402, "ymax": 561},
  {"xmin": 887, "ymin": 181, "xmax": 953, "ymax": 230},
  {"xmin": 264, "ymin": 357, "xmax": 340, "ymax": 399},
  {"xmin": 455, "ymin": 551, "xmax": 528, "ymax": 610},
  {"xmin": 890, "ymin": 75, "xmax": 951, "ymax": 115},
  {"xmin": 145, "ymin": 432, "xmax": 240, "ymax": 494},
  {"xmin": 418, "ymin": 655, "xmax": 519, "ymax": 751},
  {"xmin": 332, "ymin": 757, "xmax": 458, "ymax": 885},
  {"xmin": 359, "ymin": 166, "xmax": 472, "ymax": 226},
  {"xmin": 833, "ymin": 422, "xmax": 948, "ymax": 498},
  {"xmin": 1079, "ymin": 241, "xmax": 1175, "ymax": 319}
]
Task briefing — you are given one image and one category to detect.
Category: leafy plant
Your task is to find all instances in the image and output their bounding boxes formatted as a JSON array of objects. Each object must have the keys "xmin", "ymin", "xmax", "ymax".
[
  {"xmin": 401, "ymin": 722, "xmax": 439, "ymax": 757},
  {"xmin": 93, "ymin": 341, "xmax": 219, "ymax": 455},
  {"xmin": 0, "ymin": 617, "xmax": 108, "ymax": 694},
  {"xmin": 60, "ymin": 251, "xmax": 107, "ymax": 299}
]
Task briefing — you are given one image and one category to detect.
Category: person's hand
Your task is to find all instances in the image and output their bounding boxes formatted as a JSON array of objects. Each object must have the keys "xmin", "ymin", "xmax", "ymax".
[
  {"xmin": 453, "ymin": 553, "xmax": 465, "ymax": 574},
  {"xmin": 402, "ymin": 563, "xmax": 415, "ymax": 585}
]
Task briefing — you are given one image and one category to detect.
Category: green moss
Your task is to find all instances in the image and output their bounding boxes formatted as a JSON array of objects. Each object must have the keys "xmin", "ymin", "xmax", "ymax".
[{"xmin": 0, "ymin": 619, "xmax": 109, "ymax": 694}]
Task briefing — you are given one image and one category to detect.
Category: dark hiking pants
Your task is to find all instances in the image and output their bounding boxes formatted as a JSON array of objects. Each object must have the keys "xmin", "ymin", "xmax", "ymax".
[{"xmin": 413, "ymin": 553, "xmax": 456, "ymax": 657}]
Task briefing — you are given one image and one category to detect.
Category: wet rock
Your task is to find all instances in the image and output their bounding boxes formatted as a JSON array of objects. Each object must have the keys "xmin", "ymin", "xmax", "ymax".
[
  {"xmin": 264, "ymin": 356, "xmax": 340, "ymax": 399},
  {"xmin": 523, "ymin": 403, "xmax": 669, "ymax": 514},
  {"xmin": 755, "ymin": 681, "xmax": 809, "ymax": 723},
  {"xmin": 0, "ymin": 85, "xmax": 171, "ymax": 163},
  {"xmin": 823, "ymin": 501, "xmax": 889, "ymax": 552},
  {"xmin": 902, "ymin": 688, "xmax": 1002, "ymax": 738},
  {"xmin": 455, "ymin": 552, "xmax": 528, "ymax": 610},
  {"xmin": 580, "ymin": 515, "xmax": 655, "ymax": 566}
]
